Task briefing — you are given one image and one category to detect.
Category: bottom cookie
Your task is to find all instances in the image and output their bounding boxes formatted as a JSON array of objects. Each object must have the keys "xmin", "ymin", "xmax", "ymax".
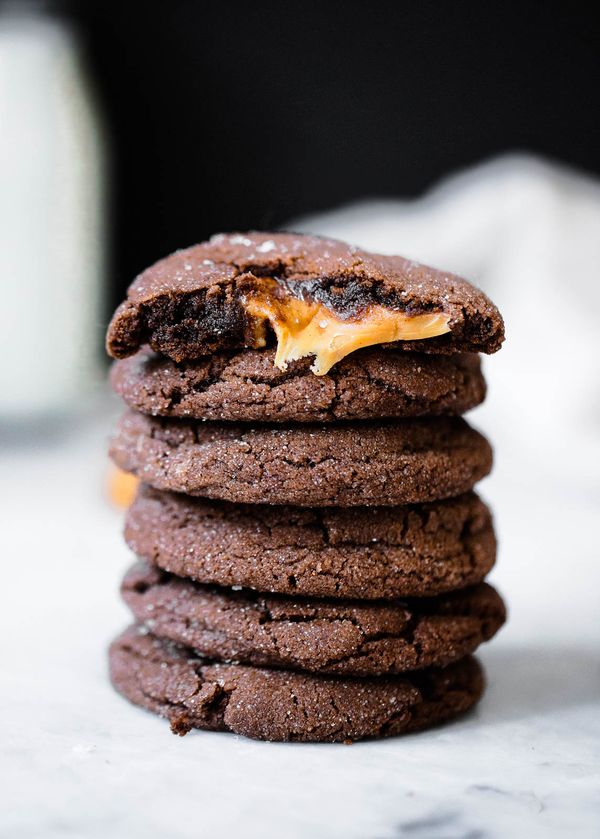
[{"xmin": 109, "ymin": 626, "xmax": 485, "ymax": 742}]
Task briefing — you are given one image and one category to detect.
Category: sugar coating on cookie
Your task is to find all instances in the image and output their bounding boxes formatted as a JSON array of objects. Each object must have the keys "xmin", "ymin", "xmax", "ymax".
[
  {"xmin": 111, "ymin": 348, "xmax": 486, "ymax": 423},
  {"xmin": 110, "ymin": 411, "xmax": 493, "ymax": 507},
  {"xmin": 105, "ymin": 233, "xmax": 505, "ymax": 743},
  {"xmin": 106, "ymin": 232, "xmax": 504, "ymax": 369},
  {"xmin": 125, "ymin": 486, "xmax": 496, "ymax": 599},
  {"xmin": 109, "ymin": 626, "xmax": 485, "ymax": 742},
  {"xmin": 122, "ymin": 561, "xmax": 506, "ymax": 676}
]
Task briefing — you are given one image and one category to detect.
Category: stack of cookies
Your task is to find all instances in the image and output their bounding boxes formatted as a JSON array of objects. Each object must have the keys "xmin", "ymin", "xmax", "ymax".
[{"xmin": 106, "ymin": 232, "xmax": 506, "ymax": 743}]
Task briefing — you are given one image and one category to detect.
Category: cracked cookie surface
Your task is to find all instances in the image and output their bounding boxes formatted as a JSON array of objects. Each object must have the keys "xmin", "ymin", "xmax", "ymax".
[
  {"xmin": 109, "ymin": 625, "xmax": 485, "ymax": 742},
  {"xmin": 106, "ymin": 232, "xmax": 504, "ymax": 361},
  {"xmin": 111, "ymin": 348, "xmax": 486, "ymax": 422},
  {"xmin": 125, "ymin": 486, "xmax": 496, "ymax": 598},
  {"xmin": 122, "ymin": 561, "xmax": 505, "ymax": 676},
  {"xmin": 110, "ymin": 411, "xmax": 492, "ymax": 506}
]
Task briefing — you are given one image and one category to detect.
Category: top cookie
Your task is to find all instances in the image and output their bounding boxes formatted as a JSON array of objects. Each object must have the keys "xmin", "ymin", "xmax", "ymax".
[{"xmin": 106, "ymin": 232, "xmax": 504, "ymax": 370}]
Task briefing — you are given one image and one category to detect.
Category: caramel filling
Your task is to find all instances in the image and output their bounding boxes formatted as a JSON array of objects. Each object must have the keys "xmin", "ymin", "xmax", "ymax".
[{"xmin": 243, "ymin": 283, "xmax": 451, "ymax": 375}]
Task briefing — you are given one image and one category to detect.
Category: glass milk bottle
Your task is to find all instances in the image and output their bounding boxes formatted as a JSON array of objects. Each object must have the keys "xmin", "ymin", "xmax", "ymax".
[{"xmin": 0, "ymin": 3, "xmax": 106, "ymax": 424}]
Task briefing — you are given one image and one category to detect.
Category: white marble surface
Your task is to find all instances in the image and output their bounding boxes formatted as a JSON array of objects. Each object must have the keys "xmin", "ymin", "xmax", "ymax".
[
  {"xmin": 3, "ymin": 158, "xmax": 600, "ymax": 837},
  {"xmin": 2, "ymin": 395, "xmax": 599, "ymax": 838}
]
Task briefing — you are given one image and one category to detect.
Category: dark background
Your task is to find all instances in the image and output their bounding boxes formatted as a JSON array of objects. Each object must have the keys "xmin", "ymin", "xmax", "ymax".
[{"xmin": 70, "ymin": 1, "xmax": 599, "ymax": 303}]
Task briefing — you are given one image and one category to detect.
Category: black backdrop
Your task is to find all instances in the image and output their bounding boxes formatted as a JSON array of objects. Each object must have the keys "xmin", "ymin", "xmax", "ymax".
[{"xmin": 71, "ymin": 1, "xmax": 599, "ymax": 303}]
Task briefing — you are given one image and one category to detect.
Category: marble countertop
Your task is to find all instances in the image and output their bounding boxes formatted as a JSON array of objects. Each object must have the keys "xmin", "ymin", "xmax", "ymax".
[
  {"xmin": 2, "ymin": 399, "xmax": 599, "ymax": 839},
  {"xmin": 4, "ymin": 157, "xmax": 600, "ymax": 837}
]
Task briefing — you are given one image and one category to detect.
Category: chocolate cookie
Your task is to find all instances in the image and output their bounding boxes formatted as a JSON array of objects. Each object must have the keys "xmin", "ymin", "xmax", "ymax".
[
  {"xmin": 111, "ymin": 348, "xmax": 486, "ymax": 422},
  {"xmin": 122, "ymin": 561, "xmax": 505, "ymax": 676},
  {"xmin": 125, "ymin": 486, "xmax": 496, "ymax": 598},
  {"xmin": 106, "ymin": 232, "xmax": 504, "ymax": 366},
  {"xmin": 110, "ymin": 411, "xmax": 492, "ymax": 506},
  {"xmin": 109, "ymin": 626, "xmax": 485, "ymax": 742}
]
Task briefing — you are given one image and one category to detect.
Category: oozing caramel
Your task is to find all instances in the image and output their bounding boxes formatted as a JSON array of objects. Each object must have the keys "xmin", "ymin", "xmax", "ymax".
[{"xmin": 243, "ymin": 282, "xmax": 451, "ymax": 375}]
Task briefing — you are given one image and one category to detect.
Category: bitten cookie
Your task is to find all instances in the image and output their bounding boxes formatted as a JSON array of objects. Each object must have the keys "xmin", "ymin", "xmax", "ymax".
[
  {"xmin": 109, "ymin": 626, "xmax": 485, "ymax": 742},
  {"xmin": 111, "ymin": 348, "xmax": 486, "ymax": 422},
  {"xmin": 110, "ymin": 411, "xmax": 492, "ymax": 506},
  {"xmin": 106, "ymin": 232, "xmax": 504, "ymax": 368},
  {"xmin": 122, "ymin": 561, "xmax": 506, "ymax": 676},
  {"xmin": 125, "ymin": 486, "xmax": 496, "ymax": 599}
]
